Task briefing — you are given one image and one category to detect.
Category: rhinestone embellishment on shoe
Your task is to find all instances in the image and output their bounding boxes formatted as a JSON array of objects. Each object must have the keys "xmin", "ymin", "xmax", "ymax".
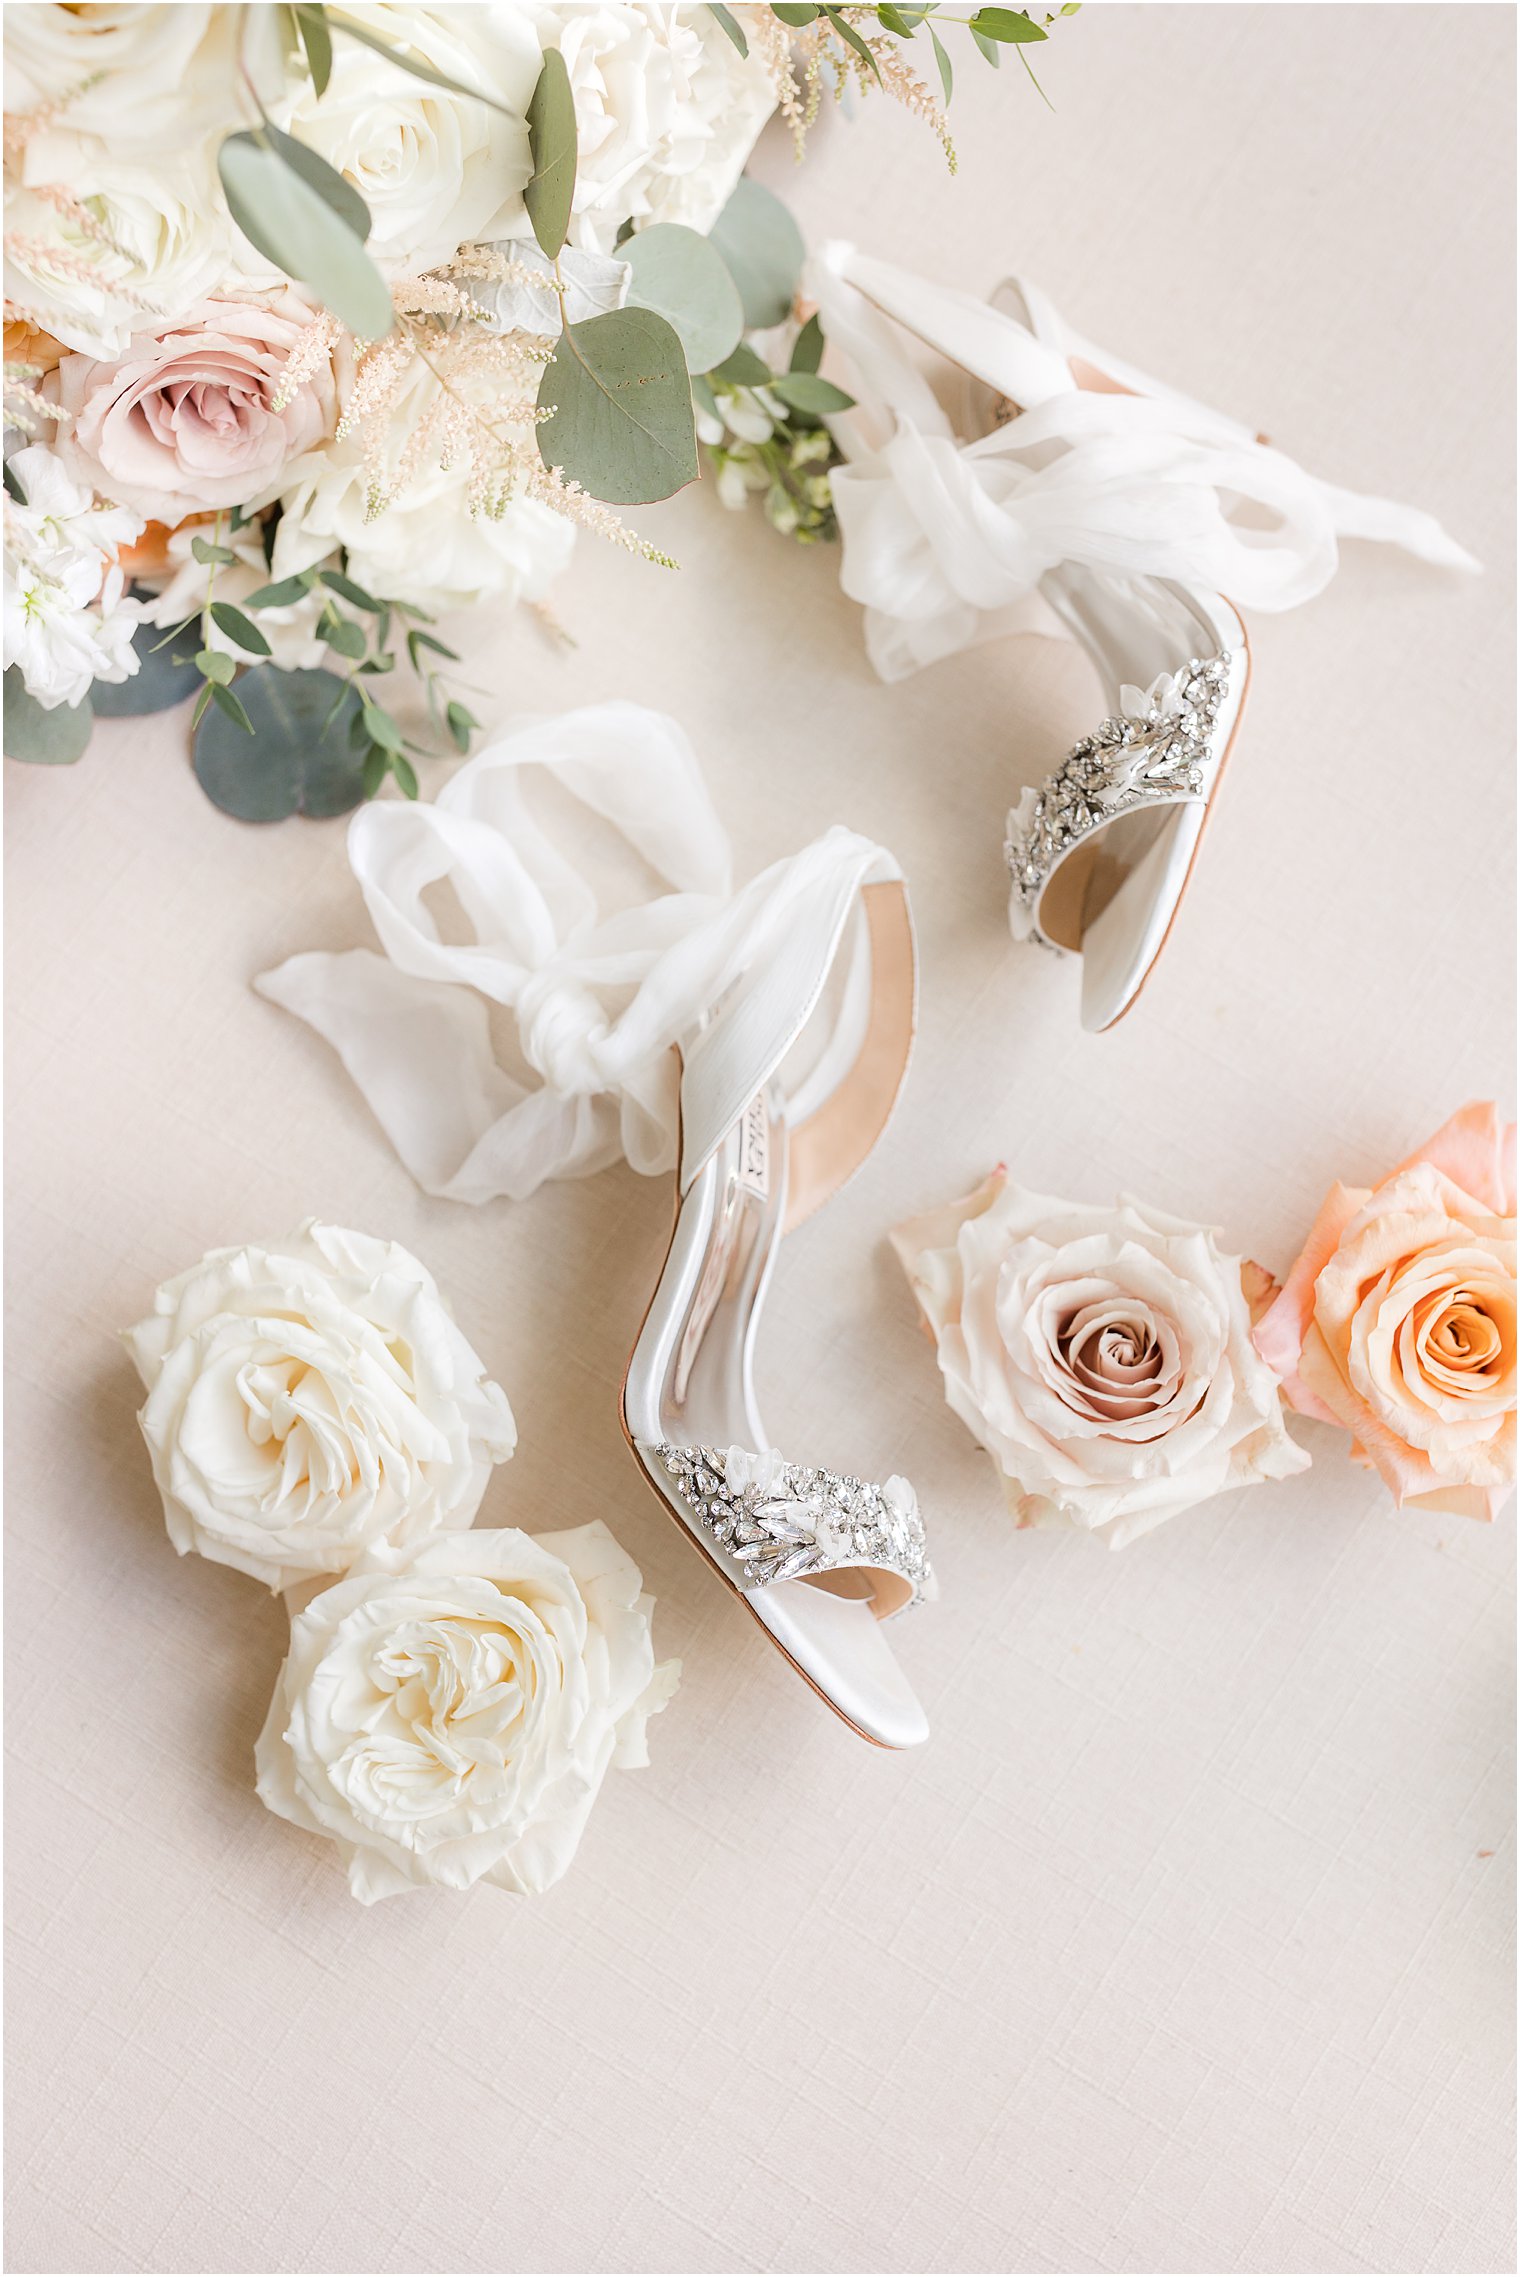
[
  {"xmin": 648, "ymin": 1442, "xmax": 933, "ymax": 1613},
  {"xmin": 1004, "ymin": 652, "xmax": 1234, "ymax": 945}
]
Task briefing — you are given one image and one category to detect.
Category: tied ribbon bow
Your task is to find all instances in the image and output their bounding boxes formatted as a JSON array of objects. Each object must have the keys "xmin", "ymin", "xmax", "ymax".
[
  {"xmin": 256, "ymin": 703, "xmax": 887, "ymax": 1206},
  {"xmin": 807, "ymin": 244, "xmax": 1479, "ymax": 683}
]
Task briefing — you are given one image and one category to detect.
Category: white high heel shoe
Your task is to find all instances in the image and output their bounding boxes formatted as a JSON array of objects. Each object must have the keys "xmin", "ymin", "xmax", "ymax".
[
  {"xmin": 620, "ymin": 827, "xmax": 933, "ymax": 1749},
  {"xmin": 808, "ymin": 246, "xmax": 1478, "ymax": 1032}
]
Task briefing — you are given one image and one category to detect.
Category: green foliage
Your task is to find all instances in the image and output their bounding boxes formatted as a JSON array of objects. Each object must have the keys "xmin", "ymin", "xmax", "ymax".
[
  {"xmin": 3, "ymin": 668, "xmax": 92, "ymax": 763},
  {"xmin": 537, "ymin": 308, "xmax": 698, "ymax": 504},
  {"xmin": 706, "ymin": 3, "xmax": 748, "ymax": 54},
  {"xmin": 218, "ymin": 126, "xmax": 393, "ymax": 338},
  {"xmin": 707, "ymin": 177, "xmax": 805, "ymax": 331},
  {"xmin": 525, "ymin": 50, "xmax": 577, "ymax": 259},
  {"xmin": 623, "ymin": 224, "xmax": 744, "ymax": 377},
  {"xmin": 194, "ymin": 666, "xmax": 370, "ymax": 821}
]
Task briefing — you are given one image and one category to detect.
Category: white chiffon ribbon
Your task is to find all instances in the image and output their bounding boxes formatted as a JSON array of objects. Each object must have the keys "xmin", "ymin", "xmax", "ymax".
[
  {"xmin": 807, "ymin": 243, "xmax": 1480, "ymax": 682},
  {"xmin": 256, "ymin": 703, "xmax": 882, "ymax": 1205}
]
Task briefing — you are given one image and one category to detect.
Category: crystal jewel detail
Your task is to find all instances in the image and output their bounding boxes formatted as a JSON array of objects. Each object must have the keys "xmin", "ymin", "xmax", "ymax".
[
  {"xmin": 1004, "ymin": 652, "xmax": 1233, "ymax": 941},
  {"xmin": 649, "ymin": 1441, "xmax": 933, "ymax": 1612}
]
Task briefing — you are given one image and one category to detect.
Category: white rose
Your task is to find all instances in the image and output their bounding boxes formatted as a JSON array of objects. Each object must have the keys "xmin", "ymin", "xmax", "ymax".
[
  {"xmin": 124, "ymin": 1222, "xmax": 517, "ymax": 1591},
  {"xmin": 3, "ymin": 152, "xmax": 234, "ymax": 361},
  {"xmin": 892, "ymin": 1168, "xmax": 1309, "ymax": 1547},
  {"xmin": 514, "ymin": 3, "xmax": 776, "ymax": 252},
  {"xmin": 255, "ymin": 1523, "xmax": 680, "ymax": 1902},
  {"xmin": 275, "ymin": 3, "xmax": 542, "ymax": 275},
  {"xmin": 3, "ymin": 443, "xmax": 143, "ymax": 706},
  {"xmin": 2, "ymin": 4, "xmax": 241, "ymax": 155}
]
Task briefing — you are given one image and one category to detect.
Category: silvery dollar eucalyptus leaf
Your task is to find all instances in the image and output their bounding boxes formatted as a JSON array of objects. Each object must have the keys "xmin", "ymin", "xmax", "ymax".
[
  {"xmin": 3, "ymin": 667, "xmax": 91, "ymax": 763},
  {"xmin": 219, "ymin": 128, "xmax": 394, "ymax": 338},
  {"xmin": 470, "ymin": 240, "xmax": 629, "ymax": 333},
  {"xmin": 623, "ymin": 224, "xmax": 744, "ymax": 376},
  {"xmin": 708, "ymin": 177, "xmax": 805, "ymax": 331},
  {"xmin": 537, "ymin": 307, "xmax": 698, "ymax": 505},
  {"xmin": 194, "ymin": 665, "xmax": 369, "ymax": 822}
]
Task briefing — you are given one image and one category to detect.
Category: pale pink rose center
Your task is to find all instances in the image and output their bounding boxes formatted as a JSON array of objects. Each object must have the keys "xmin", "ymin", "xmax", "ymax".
[{"xmin": 1054, "ymin": 1299, "xmax": 1178, "ymax": 1424}]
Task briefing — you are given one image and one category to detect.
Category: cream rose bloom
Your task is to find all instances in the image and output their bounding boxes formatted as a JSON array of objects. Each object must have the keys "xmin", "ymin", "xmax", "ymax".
[
  {"xmin": 49, "ymin": 291, "xmax": 338, "ymax": 524},
  {"xmin": 1255, "ymin": 1103, "xmax": 1516, "ymax": 1521},
  {"xmin": 3, "ymin": 154, "xmax": 234, "ymax": 361},
  {"xmin": 125, "ymin": 1223, "xmax": 517, "ymax": 1591},
  {"xmin": 516, "ymin": 3, "xmax": 776, "ymax": 252},
  {"xmin": 892, "ymin": 1168, "xmax": 1309, "ymax": 1546},
  {"xmin": 3, "ymin": 5, "xmax": 240, "ymax": 155},
  {"xmin": 255, "ymin": 1524, "xmax": 680, "ymax": 1902},
  {"xmin": 275, "ymin": 3, "xmax": 541, "ymax": 275}
]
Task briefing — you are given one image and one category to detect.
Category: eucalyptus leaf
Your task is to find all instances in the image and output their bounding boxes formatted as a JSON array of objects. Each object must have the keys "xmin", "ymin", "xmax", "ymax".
[
  {"xmin": 89, "ymin": 618, "xmax": 201, "ymax": 715},
  {"xmin": 709, "ymin": 341, "xmax": 771, "ymax": 387},
  {"xmin": 690, "ymin": 372, "xmax": 719, "ymax": 421},
  {"xmin": 525, "ymin": 50, "xmax": 577, "ymax": 260},
  {"xmin": 190, "ymin": 536, "xmax": 236, "ymax": 565},
  {"xmin": 319, "ymin": 567, "xmax": 383, "ymax": 613},
  {"xmin": 244, "ymin": 574, "xmax": 313, "ymax": 608},
  {"xmin": 211, "ymin": 680, "xmax": 255, "ymax": 735},
  {"xmin": 195, "ymin": 648, "xmax": 235, "ymax": 685},
  {"xmin": 320, "ymin": 614, "xmax": 366, "ymax": 659},
  {"xmin": 390, "ymin": 752, "xmax": 420, "ymax": 799},
  {"xmin": 3, "ymin": 667, "xmax": 91, "ymax": 762},
  {"xmin": 770, "ymin": 371, "xmax": 855, "ymax": 415},
  {"xmin": 537, "ymin": 306, "xmax": 698, "ymax": 504},
  {"xmin": 193, "ymin": 665, "xmax": 370, "ymax": 821},
  {"xmin": 772, "ymin": 3, "xmax": 820, "ymax": 22},
  {"xmin": 622, "ymin": 223, "xmax": 743, "ymax": 376},
  {"xmin": 294, "ymin": 3, "xmax": 332, "ymax": 94},
  {"xmin": 361, "ymin": 702, "xmax": 404, "ymax": 751},
  {"xmin": 209, "ymin": 600, "xmax": 272, "ymax": 655},
  {"xmin": 708, "ymin": 176, "xmax": 804, "ymax": 331},
  {"xmin": 929, "ymin": 22, "xmax": 954, "ymax": 99},
  {"xmin": 823, "ymin": 6, "xmax": 882, "ymax": 79},
  {"xmin": 969, "ymin": 6, "xmax": 1048, "ymax": 38},
  {"xmin": 218, "ymin": 129, "xmax": 394, "ymax": 338},
  {"xmin": 790, "ymin": 313, "xmax": 824, "ymax": 374},
  {"xmin": 970, "ymin": 26, "xmax": 1001, "ymax": 64},
  {"xmin": 324, "ymin": 6, "xmax": 518, "ymax": 114},
  {"xmin": 706, "ymin": 2, "xmax": 748, "ymax": 54},
  {"xmin": 241, "ymin": 119, "xmax": 369, "ymax": 238}
]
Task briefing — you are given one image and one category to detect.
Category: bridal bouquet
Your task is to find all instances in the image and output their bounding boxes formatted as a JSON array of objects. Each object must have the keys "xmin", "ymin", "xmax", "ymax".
[{"xmin": 3, "ymin": 0, "xmax": 1073, "ymax": 818}]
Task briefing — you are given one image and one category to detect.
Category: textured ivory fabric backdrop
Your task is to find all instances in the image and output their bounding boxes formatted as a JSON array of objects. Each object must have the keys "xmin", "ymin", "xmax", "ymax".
[{"xmin": 4, "ymin": 8, "xmax": 1515, "ymax": 2274}]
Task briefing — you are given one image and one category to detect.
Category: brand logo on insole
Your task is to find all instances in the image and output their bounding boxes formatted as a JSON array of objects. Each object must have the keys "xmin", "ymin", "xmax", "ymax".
[{"xmin": 737, "ymin": 1095, "xmax": 769, "ymax": 1197}]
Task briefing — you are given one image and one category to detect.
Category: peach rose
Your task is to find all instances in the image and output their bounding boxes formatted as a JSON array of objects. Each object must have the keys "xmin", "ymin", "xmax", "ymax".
[
  {"xmin": 1254, "ymin": 1104, "xmax": 1516, "ymax": 1521},
  {"xmin": 49, "ymin": 291, "xmax": 336, "ymax": 523}
]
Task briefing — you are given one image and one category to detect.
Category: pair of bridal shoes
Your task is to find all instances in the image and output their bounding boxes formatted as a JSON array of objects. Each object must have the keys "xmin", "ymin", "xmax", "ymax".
[{"xmin": 809, "ymin": 245, "xmax": 1478, "ymax": 1031}]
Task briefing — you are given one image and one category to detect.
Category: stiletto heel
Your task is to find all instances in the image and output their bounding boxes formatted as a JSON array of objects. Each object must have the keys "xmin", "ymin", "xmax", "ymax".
[{"xmin": 620, "ymin": 827, "xmax": 933, "ymax": 1748}]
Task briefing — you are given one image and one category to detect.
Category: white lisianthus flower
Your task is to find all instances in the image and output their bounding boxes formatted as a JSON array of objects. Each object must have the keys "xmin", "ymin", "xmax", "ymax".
[
  {"xmin": 515, "ymin": 2, "xmax": 776, "ymax": 252},
  {"xmin": 275, "ymin": 3, "xmax": 542, "ymax": 275},
  {"xmin": 3, "ymin": 444, "xmax": 143, "ymax": 707},
  {"xmin": 135, "ymin": 524, "xmax": 332, "ymax": 672},
  {"xmin": 123, "ymin": 1222, "xmax": 518, "ymax": 1592},
  {"xmin": 892, "ymin": 1168, "xmax": 1310, "ymax": 1548},
  {"xmin": 255, "ymin": 1523, "xmax": 680, "ymax": 1902}
]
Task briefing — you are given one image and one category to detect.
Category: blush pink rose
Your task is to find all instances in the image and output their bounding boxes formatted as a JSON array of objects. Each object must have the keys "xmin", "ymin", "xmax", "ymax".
[
  {"xmin": 49, "ymin": 292, "xmax": 337, "ymax": 523},
  {"xmin": 1254, "ymin": 1103, "xmax": 1517, "ymax": 1521}
]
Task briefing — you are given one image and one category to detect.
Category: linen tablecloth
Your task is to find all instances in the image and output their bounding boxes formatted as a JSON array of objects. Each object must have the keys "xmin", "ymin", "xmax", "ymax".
[{"xmin": 5, "ymin": 8, "xmax": 1514, "ymax": 2271}]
